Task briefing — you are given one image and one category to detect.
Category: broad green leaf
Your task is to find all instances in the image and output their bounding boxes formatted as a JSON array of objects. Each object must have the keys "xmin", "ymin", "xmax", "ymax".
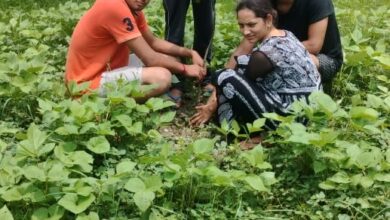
[
  {"xmin": 1, "ymin": 187, "xmax": 23, "ymax": 201},
  {"xmin": 116, "ymin": 160, "xmax": 136, "ymax": 174},
  {"xmin": 206, "ymin": 166, "xmax": 233, "ymax": 186},
  {"xmin": 231, "ymin": 120, "xmax": 241, "ymax": 134},
  {"xmin": 38, "ymin": 143, "xmax": 56, "ymax": 157},
  {"xmin": 246, "ymin": 118, "xmax": 266, "ymax": 133},
  {"xmin": 96, "ymin": 122, "xmax": 115, "ymax": 136},
  {"xmin": 55, "ymin": 125, "xmax": 79, "ymax": 135},
  {"xmin": 328, "ymin": 172, "xmax": 350, "ymax": 184},
  {"xmin": 0, "ymin": 139, "xmax": 7, "ymax": 152},
  {"xmin": 47, "ymin": 163, "xmax": 69, "ymax": 182},
  {"xmin": 115, "ymin": 114, "xmax": 133, "ymax": 127},
  {"xmin": 193, "ymin": 138, "xmax": 215, "ymax": 155},
  {"xmin": 18, "ymin": 123, "xmax": 47, "ymax": 158},
  {"xmin": 146, "ymin": 97, "xmax": 175, "ymax": 111},
  {"xmin": 136, "ymin": 105, "xmax": 150, "ymax": 113},
  {"xmin": 163, "ymin": 161, "xmax": 181, "ymax": 173},
  {"xmin": 159, "ymin": 111, "xmax": 176, "ymax": 123},
  {"xmin": 31, "ymin": 205, "xmax": 64, "ymax": 220},
  {"xmin": 69, "ymin": 151, "xmax": 94, "ymax": 173},
  {"xmin": 86, "ymin": 136, "xmax": 110, "ymax": 154},
  {"xmin": 309, "ymin": 92, "xmax": 337, "ymax": 116},
  {"xmin": 375, "ymin": 173, "xmax": 390, "ymax": 182},
  {"xmin": 338, "ymin": 214, "xmax": 351, "ymax": 220},
  {"xmin": 319, "ymin": 181, "xmax": 336, "ymax": 190},
  {"xmin": 79, "ymin": 122, "xmax": 97, "ymax": 134},
  {"xmin": 262, "ymin": 113, "xmax": 285, "ymax": 122},
  {"xmin": 253, "ymin": 118, "xmax": 266, "ymax": 129},
  {"xmin": 127, "ymin": 121, "xmax": 143, "ymax": 134},
  {"xmin": 313, "ymin": 161, "xmax": 327, "ymax": 174},
  {"xmin": 124, "ymin": 178, "xmax": 146, "ymax": 193},
  {"xmin": 359, "ymin": 176, "xmax": 374, "ymax": 188},
  {"xmin": 373, "ymin": 54, "xmax": 390, "ymax": 68},
  {"xmin": 351, "ymin": 28, "xmax": 363, "ymax": 43},
  {"xmin": 241, "ymin": 146, "xmax": 272, "ymax": 169},
  {"xmin": 0, "ymin": 205, "xmax": 13, "ymax": 220},
  {"xmin": 366, "ymin": 94, "xmax": 384, "ymax": 108},
  {"xmin": 355, "ymin": 148, "xmax": 382, "ymax": 168},
  {"xmin": 38, "ymin": 98, "xmax": 54, "ymax": 112},
  {"xmin": 144, "ymin": 175, "xmax": 163, "ymax": 192},
  {"xmin": 375, "ymin": 38, "xmax": 386, "ymax": 53},
  {"xmin": 133, "ymin": 190, "xmax": 155, "ymax": 212},
  {"xmin": 259, "ymin": 172, "xmax": 277, "ymax": 186},
  {"xmin": 24, "ymin": 165, "xmax": 46, "ymax": 181},
  {"xmin": 58, "ymin": 194, "xmax": 95, "ymax": 214},
  {"xmin": 385, "ymin": 149, "xmax": 390, "ymax": 163},
  {"xmin": 76, "ymin": 212, "xmax": 100, "ymax": 220},
  {"xmin": 349, "ymin": 107, "xmax": 379, "ymax": 121},
  {"xmin": 244, "ymin": 175, "xmax": 268, "ymax": 192}
]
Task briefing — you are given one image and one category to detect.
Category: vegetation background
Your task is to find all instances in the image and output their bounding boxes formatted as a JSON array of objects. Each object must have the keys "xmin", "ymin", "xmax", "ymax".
[{"xmin": 0, "ymin": 0, "xmax": 389, "ymax": 219}]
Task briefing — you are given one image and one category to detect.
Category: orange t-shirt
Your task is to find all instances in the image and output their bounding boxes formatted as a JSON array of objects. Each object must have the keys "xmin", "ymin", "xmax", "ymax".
[{"xmin": 65, "ymin": 0, "xmax": 148, "ymax": 89}]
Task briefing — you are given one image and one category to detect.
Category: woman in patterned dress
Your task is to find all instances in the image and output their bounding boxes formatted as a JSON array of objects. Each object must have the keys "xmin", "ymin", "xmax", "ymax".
[{"xmin": 190, "ymin": 0, "xmax": 321, "ymax": 130}]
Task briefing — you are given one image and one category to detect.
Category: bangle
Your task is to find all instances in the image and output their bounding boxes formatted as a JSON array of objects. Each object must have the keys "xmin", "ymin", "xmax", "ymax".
[{"xmin": 182, "ymin": 64, "xmax": 186, "ymax": 74}]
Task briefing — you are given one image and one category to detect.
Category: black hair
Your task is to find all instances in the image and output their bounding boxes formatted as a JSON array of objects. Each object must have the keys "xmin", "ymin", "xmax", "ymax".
[{"xmin": 236, "ymin": 0, "xmax": 278, "ymax": 25}]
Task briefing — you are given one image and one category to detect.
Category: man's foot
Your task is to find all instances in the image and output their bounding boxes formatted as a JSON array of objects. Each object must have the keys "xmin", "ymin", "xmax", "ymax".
[{"xmin": 166, "ymin": 88, "xmax": 183, "ymax": 108}]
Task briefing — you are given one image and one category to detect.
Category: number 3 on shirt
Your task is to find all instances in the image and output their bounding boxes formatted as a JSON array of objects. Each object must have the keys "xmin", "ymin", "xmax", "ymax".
[{"xmin": 123, "ymin": 17, "xmax": 134, "ymax": 31}]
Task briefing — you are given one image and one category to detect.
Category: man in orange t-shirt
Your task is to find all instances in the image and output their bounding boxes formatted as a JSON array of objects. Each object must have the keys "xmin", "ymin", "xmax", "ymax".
[{"xmin": 65, "ymin": 0, "xmax": 205, "ymax": 99}]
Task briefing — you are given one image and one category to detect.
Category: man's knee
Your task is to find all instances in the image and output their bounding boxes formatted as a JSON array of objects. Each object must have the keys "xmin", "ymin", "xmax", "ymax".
[
  {"xmin": 142, "ymin": 67, "xmax": 171, "ymax": 92},
  {"xmin": 157, "ymin": 68, "xmax": 172, "ymax": 90}
]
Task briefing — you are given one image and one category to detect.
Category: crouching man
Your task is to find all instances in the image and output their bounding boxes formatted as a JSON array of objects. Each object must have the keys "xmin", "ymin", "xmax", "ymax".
[{"xmin": 65, "ymin": 0, "xmax": 206, "ymax": 100}]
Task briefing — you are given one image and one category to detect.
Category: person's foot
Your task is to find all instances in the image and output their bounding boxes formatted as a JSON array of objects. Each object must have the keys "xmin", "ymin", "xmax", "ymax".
[
  {"xmin": 240, "ymin": 136, "xmax": 263, "ymax": 150},
  {"xmin": 166, "ymin": 88, "xmax": 183, "ymax": 108}
]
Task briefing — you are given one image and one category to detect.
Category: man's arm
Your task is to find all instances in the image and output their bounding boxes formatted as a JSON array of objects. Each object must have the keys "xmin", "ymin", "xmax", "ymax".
[
  {"xmin": 225, "ymin": 38, "xmax": 255, "ymax": 69},
  {"xmin": 126, "ymin": 36, "xmax": 205, "ymax": 80},
  {"xmin": 141, "ymin": 29, "xmax": 204, "ymax": 67},
  {"xmin": 302, "ymin": 17, "xmax": 328, "ymax": 55}
]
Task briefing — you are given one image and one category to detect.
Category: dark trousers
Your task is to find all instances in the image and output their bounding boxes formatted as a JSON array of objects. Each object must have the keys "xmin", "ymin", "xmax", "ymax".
[{"xmin": 163, "ymin": 0, "xmax": 216, "ymax": 91}]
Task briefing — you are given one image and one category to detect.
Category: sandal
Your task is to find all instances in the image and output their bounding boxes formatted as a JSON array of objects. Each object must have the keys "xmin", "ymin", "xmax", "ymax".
[{"xmin": 165, "ymin": 88, "xmax": 183, "ymax": 108}]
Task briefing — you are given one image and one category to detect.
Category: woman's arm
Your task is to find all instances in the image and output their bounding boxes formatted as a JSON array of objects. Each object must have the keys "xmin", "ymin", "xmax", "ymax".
[
  {"xmin": 244, "ymin": 51, "xmax": 274, "ymax": 80},
  {"xmin": 225, "ymin": 38, "xmax": 255, "ymax": 69}
]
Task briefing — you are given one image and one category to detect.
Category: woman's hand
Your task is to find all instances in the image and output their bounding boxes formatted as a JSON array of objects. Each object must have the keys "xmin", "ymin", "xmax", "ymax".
[{"xmin": 190, "ymin": 86, "xmax": 218, "ymax": 126}]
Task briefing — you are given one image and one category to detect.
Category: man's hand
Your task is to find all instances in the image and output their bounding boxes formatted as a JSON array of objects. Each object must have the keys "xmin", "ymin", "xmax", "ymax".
[
  {"xmin": 190, "ymin": 50, "xmax": 204, "ymax": 67},
  {"xmin": 183, "ymin": 64, "xmax": 206, "ymax": 81}
]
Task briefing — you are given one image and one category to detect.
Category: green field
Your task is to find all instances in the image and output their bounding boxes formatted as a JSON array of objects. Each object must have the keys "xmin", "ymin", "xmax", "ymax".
[{"xmin": 0, "ymin": 0, "xmax": 389, "ymax": 219}]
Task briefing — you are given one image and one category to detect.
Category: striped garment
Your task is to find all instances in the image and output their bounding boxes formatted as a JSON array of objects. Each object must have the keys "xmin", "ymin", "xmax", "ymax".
[{"xmin": 217, "ymin": 30, "xmax": 321, "ymax": 129}]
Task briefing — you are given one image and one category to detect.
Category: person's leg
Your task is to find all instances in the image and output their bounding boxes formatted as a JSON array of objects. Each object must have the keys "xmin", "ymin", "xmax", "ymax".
[
  {"xmin": 163, "ymin": 0, "xmax": 191, "ymax": 105},
  {"xmin": 192, "ymin": 0, "xmax": 216, "ymax": 63},
  {"xmin": 99, "ymin": 66, "xmax": 171, "ymax": 101},
  {"xmin": 317, "ymin": 54, "xmax": 341, "ymax": 94},
  {"xmin": 141, "ymin": 67, "xmax": 172, "ymax": 99},
  {"xmin": 128, "ymin": 54, "xmax": 172, "ymax": 99},
  {"xmin": 216, "ymin": 69, "xmax": 285, "ymax": 130},
  {"xmin": 163, "ymin": 0, "xmax": 190, "ymax": 46}
]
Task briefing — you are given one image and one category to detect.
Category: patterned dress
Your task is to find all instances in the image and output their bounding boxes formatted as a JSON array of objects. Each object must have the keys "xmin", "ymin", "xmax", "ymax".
[{"xmin": 216, "ymin": 30, "xmax": 321, "ymax": 129}]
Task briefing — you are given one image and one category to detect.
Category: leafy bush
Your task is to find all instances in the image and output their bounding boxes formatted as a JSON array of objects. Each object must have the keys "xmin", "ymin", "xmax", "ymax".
[{"xmin": 0, "ymin": 0, "xmax": 389, "ymax": 219}]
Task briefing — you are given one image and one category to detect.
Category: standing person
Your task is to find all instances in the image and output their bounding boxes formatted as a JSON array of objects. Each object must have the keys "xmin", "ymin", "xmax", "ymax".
[
  {"xmin": 190, "ymin": 0, "xmax": 321, "ymax": 130},
  {"xmin": 163, "ymin": 0, "xmax": 216, "ymax": 106},
  {"xmin": 226, "ymin": 0, "xmax": 343, "ymax": 93},
  {"xmin": 65, "ymin": 0, "xmax": 206, "ymax": 101}
]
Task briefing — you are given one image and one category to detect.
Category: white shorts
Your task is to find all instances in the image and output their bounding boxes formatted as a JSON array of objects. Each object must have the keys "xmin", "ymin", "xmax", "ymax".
[{"xmin": 99, "ymin": 54, "xmax": 144, "ymax": 96}]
